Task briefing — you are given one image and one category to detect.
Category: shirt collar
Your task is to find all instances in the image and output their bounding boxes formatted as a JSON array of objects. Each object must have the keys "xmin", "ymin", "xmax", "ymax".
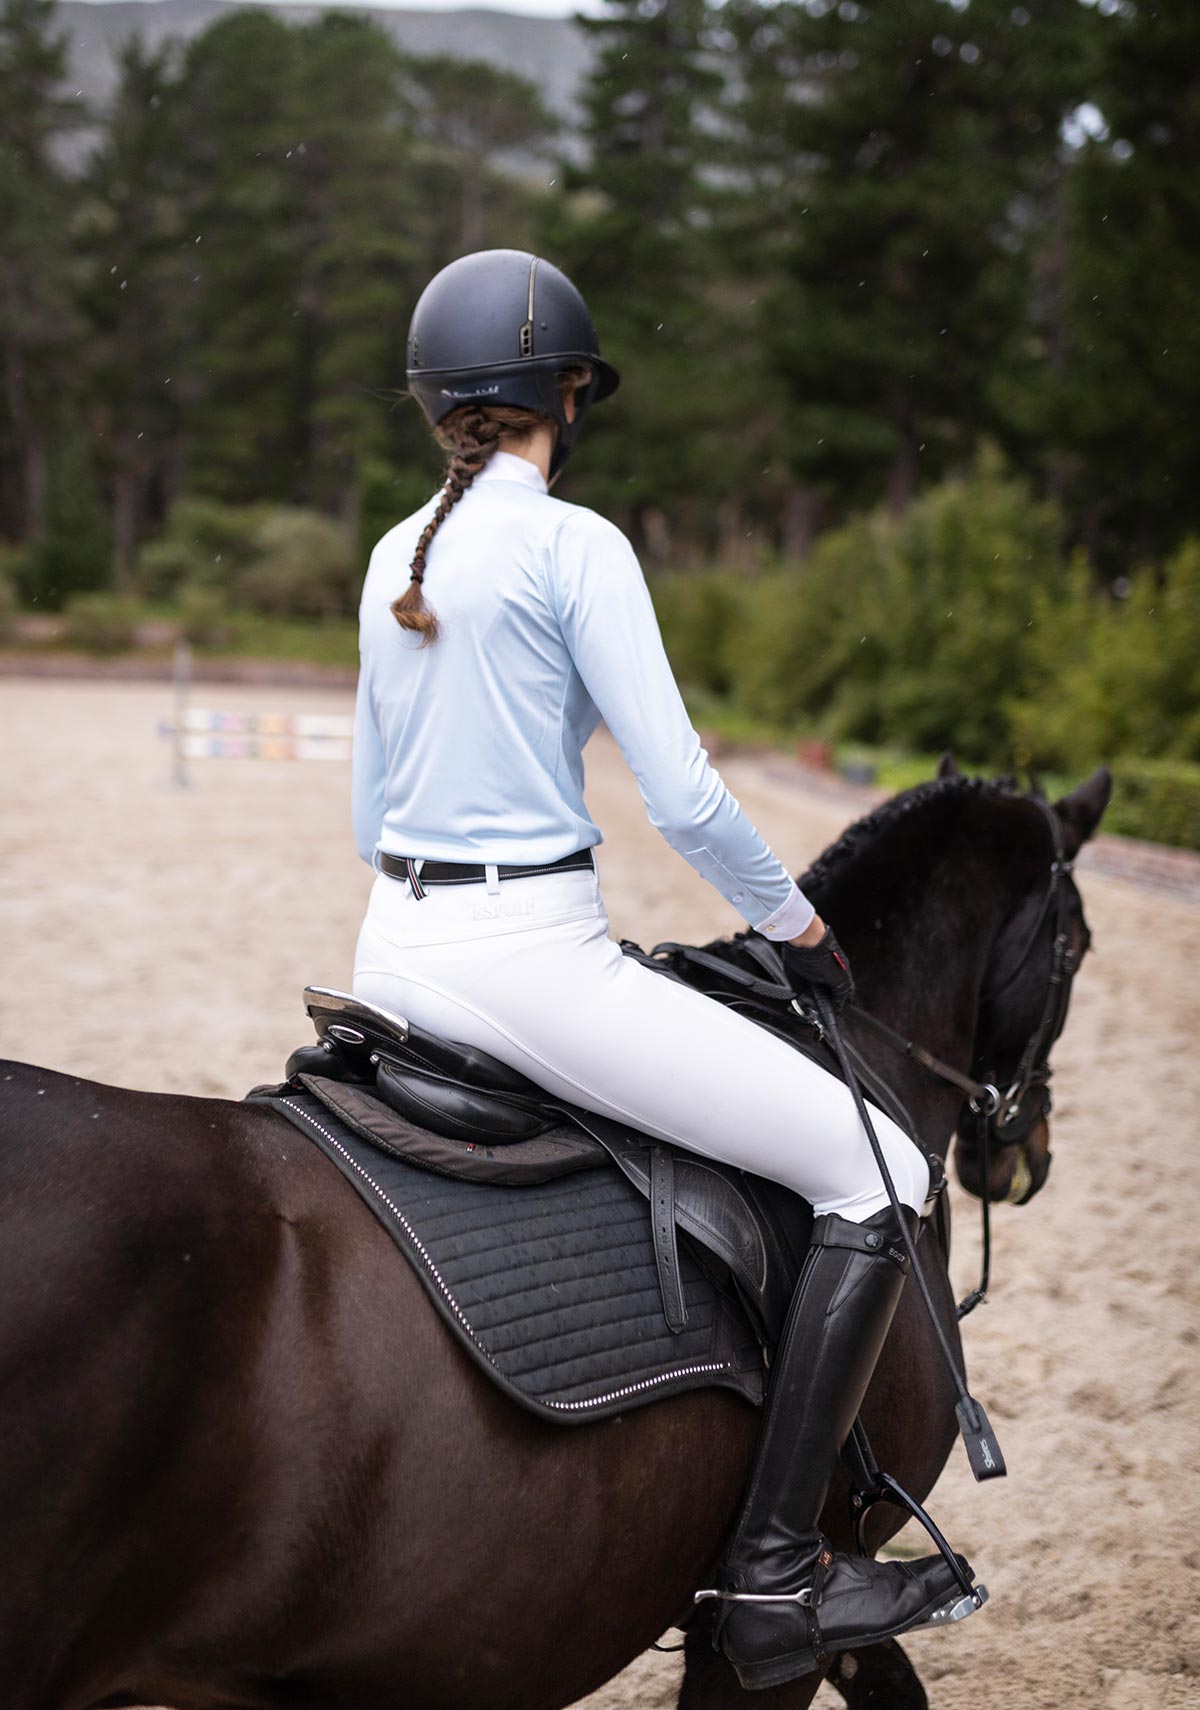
[{"xmin": 473, "ymin": 450, "xmax": 549, "ymax": 495}]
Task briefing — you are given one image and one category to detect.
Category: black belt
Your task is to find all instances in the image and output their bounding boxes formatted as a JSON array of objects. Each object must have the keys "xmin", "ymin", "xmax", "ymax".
[{"xmin": 379, "ymin": 847, "xmax": 595, "ymax": 899}]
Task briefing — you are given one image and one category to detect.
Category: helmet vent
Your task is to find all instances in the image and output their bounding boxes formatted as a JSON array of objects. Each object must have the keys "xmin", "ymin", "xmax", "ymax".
[{"xmin": 518, "ymin": 254, "xmax": 538, "ymax": 358}]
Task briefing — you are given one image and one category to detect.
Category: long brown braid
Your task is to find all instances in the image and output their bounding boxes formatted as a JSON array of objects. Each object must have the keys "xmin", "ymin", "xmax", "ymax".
[
  {"xmin": 391, "ymin": 369, "xmax": 592, "ymax": 644},
  {"xmin": 391, "ymin": 405, "xmax": 540, "ymax": 643}
]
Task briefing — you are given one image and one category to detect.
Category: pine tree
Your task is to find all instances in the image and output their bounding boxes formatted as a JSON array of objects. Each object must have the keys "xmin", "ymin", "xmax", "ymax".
[
  {"xmin": 402, "ymin": 54, "xmax": 557, "ymax": 255},
  {"xmin": 0, "ymin": 0, "xmax": 82, "ymax": 544},
  {"xmin": 77, "ymin": 37, "xmax": 190, "ymax": 583},
  {"xmin": 1053, "ymin": 3, "xmax": 1200, "ymax": 564},
  {"xmin": 726, "ymin": 0, "xmax": 1099, "ymax": 523},
  {"xmin": 289, "ymin": 14, "xmax": 426, "ymax": 517},
  {"xmin": 19, "ymin": 408, "xmax": 113, "ymax": 607},
  {"xmin": 551, "ymin": 0, "xmax": 733, "ymax": 548},
  {"xmin": 174, "ymin": 11, "xmax": 306, "ymax": 505}
]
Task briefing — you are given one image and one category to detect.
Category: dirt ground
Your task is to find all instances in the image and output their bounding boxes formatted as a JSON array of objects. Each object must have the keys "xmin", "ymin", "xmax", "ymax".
[{"xmin": 2, "ymin": 679, "xmax": 1197, "ymax": 1710}]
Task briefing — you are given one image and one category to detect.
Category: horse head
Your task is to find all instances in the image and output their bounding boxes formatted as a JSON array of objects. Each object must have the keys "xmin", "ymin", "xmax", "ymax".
[
  {"xmin": 801, "ymin": 755, "xmax": 1110, "ymax": 1214},
  {"xmin": 947, "ymin": 759, "xmax": 1110, "ymax": 1207}
]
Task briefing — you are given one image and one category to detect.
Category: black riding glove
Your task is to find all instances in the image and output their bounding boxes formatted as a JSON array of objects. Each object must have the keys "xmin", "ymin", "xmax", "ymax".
[{"xmin": 781, "ymin": 926, "xmax": 855, "ymax": 1014}]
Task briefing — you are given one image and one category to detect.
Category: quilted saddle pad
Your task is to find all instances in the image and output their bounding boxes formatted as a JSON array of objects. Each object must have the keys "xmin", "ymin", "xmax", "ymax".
[{"xmin": 252, "ymin": 1086, "xmax": 764, "ymax": 1424}]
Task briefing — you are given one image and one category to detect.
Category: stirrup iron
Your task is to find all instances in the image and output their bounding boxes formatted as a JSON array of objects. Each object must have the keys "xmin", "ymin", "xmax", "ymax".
[{"xmin": 843, "ymin": 1419, "xmax": 988, "ymax": 1617}]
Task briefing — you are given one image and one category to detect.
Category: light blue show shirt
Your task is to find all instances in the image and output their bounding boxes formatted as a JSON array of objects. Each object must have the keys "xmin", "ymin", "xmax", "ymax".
[{"xmin": 353, "ymin": 451, "xmax": 815, "ymax": 940}]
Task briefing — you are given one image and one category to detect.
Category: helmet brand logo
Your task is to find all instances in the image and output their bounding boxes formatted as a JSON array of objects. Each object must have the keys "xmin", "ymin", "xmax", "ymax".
[{"xmin": 440, "ymin": 385, "xmax": 500, "ymax": 398}]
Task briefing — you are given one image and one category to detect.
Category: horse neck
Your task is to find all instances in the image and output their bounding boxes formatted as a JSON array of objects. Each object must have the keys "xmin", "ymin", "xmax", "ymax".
[{"xmin": 824, "ymin": 811, "xmax": 1012, "ymax": 1135}]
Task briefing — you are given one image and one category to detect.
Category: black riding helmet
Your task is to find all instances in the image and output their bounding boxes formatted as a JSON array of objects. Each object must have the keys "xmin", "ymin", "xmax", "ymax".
[{"xmin": 406, "ymin": 250, "xmax": 620, "ymax": 478}]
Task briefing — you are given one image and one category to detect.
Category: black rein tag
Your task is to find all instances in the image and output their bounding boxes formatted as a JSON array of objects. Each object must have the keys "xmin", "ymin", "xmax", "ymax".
[{"xmin": 956, "ymin": 1396, "xmax": 1007, "ymax": 1481}]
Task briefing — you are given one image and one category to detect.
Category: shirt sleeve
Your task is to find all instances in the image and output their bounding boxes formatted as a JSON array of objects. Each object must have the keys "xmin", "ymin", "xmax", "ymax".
[
  {"xmin": 545, "ymin": 510, "xmax": 816, "ymax": 939},
  {"xmin": 352, "ymin": 650, "xmax": 386, "ymax": 868}
]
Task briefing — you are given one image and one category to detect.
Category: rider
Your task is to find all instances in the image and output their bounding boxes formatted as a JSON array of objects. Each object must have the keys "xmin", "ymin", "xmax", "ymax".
[{"xmin": 351, "ymin": 249, "xmax": 976, "ymax": 1689}]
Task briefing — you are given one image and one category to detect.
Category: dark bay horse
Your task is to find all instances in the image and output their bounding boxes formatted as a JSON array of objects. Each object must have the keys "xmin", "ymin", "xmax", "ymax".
[{"xmin": 0, "ymin": 766, "xmax": 1110, "ymax": 1710}]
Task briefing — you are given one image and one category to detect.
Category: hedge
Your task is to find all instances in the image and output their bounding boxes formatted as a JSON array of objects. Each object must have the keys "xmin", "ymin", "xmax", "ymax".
[{"xmin": 1105, "ymin": 759, "xmax": 1200, "ymax": 852}]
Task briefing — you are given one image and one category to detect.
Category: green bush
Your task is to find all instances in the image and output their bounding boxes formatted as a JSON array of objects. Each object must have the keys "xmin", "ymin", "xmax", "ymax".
[
  {"xmin": 733, "ymin": 450, "xmax": 1068, "ymax": 758},
  {"xmin": 178, "ymin": 582, "xmax": 233, "ymax": 648},
  {"xmin": 1007, "ymin": 538, "xmax": 1200, "ymax": 771},
  {"xmin": 137, "ymin": 498, "xmax": 270, "ymax": 599},
  {"xmin": 62, "ymin": 592, "xmax": 141, "ymax": 655},
  {"xmin": 137, "ymin": 537, "xmax": 203, "ymax": 602},
  {"xmin": 651, "ymin": 456, "xmax": 1200, "ymax": 822},
  {"xmin": 649, "ymin": 571, "xmax": 746, "ymax": 698},
  {"xmin": 1105, "ymin": 758, "xmax": 1200, "ymax": 850},
  {"xmin": 235, "ymin": 508, "xmax": 356, "ymax": 619}
]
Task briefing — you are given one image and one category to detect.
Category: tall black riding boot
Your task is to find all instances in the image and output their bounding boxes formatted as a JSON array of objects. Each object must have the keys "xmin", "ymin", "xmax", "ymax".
[{"xmin": 700, "ymin": 1205, "xmax": 976, "ymax": 1691}]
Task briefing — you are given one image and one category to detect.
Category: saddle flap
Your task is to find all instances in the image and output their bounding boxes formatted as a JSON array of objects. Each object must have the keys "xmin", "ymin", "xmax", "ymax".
[{"xmin": 564, "ymin": 1111, "xmax": 776, "ymax": 1312}]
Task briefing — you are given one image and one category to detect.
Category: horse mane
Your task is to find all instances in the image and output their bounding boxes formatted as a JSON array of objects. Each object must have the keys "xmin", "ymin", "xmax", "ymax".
[{"xmin": 800, "ymin": 772, "xmax": 1021, "ymax": 897}]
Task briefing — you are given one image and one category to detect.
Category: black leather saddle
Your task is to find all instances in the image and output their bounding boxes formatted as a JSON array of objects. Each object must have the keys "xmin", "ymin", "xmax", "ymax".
[{"xmin": 287, "ymin": 987, "xmax": 813, "ymax": 1346}]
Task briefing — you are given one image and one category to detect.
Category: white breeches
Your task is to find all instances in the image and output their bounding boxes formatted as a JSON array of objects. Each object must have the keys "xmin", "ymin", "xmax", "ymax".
[{"xmin": 352, "ymin": 866, "xmax": 930, "ymax": 1222}]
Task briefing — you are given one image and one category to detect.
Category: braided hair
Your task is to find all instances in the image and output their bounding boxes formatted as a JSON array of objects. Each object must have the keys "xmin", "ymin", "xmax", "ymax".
[
  {"xmin": 390, "ymin": 405, "xmax": 537, "ymax": 643},
  {"xmin": 391, "ymin": 370, "xmax": 592, "ymax": 644}
]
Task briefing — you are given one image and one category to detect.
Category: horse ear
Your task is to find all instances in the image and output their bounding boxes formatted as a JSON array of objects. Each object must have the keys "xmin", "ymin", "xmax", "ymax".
[
  {"xmin": 937, "ymin": 751, "xmax": 960, "ymax": 780},
  {"xmin": 1053, "ymin": 767, "xmax": 1112, "ymax": 859}
]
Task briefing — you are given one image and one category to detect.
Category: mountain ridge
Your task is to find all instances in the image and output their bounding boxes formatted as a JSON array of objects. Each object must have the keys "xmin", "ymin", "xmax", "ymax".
[{"xmin": 58, "ymin": 0, "xmax": 593, "ymax": 125}]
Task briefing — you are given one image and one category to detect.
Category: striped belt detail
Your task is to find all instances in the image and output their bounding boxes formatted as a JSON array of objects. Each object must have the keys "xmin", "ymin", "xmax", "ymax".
[{"xmin": 378, "ymin": 847, "xmax": 595, "ymax": 900}]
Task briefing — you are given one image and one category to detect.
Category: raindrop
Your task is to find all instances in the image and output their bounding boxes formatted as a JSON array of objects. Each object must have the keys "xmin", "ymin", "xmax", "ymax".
[
  {"xmin": 960, "ymin": 42, "xmax": 981, "ymax": 63},
  {"xmin": 1112, "ymin": 139, "xmax": 1133, "ymax": 161},
  {"xmin": 932, "ymin": 35, "xmax": 953, "ymax": 56}
]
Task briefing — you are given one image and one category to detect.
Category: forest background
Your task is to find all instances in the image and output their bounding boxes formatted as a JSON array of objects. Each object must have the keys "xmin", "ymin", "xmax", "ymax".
[{"xmin": 1, "ymin": 0, "xmax": 1197, "ymax": 844}]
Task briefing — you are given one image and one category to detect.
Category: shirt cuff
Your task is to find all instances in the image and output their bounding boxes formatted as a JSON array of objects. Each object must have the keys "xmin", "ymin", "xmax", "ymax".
[{"xmin": 754, "ymin": 881, "xmax": 816, "ymax": 943}]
